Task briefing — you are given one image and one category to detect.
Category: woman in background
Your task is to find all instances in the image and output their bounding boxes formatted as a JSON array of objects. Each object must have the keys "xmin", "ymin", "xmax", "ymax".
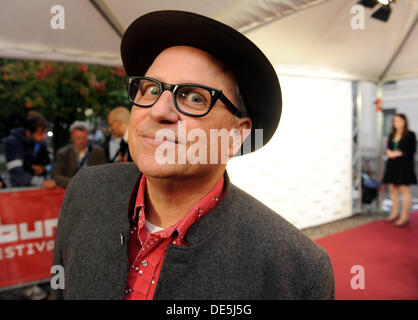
[{"xmin": 382, "ymin": 113, "xmax": 417, "ymax": 227}]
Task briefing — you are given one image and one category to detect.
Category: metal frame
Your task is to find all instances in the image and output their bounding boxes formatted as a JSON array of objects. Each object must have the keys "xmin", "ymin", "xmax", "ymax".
[
  {"xmin": 88, "ymin": 0, "xmax": 124, "ymax": 39},
  {"xmin": 352, "ymin": 81, "xmax": 362, "ymax": 214},
  {"xmin": 376, "ymin": 84, "xmax": 384, "ymax": 212},
  {"xmin": 126, "ymin": 76, "xmax": 243, "ymax": 118}
]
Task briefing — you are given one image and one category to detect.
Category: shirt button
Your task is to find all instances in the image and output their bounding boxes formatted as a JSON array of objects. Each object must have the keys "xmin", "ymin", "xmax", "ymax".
[{"xmin": 141, "ymin": 259, "xmax": 148, "ymax": 267}]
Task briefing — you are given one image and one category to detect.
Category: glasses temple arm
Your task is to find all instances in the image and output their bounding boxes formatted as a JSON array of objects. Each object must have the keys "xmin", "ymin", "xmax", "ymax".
[{"xmin": 219, "ymin": 94, "xmax": 243, "ymax": 118}]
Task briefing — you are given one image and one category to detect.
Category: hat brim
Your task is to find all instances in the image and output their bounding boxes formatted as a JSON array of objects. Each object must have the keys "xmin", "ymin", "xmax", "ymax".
[{"xmin": 121, "ymin": 10, "xmax": 282, "ymax": 153}]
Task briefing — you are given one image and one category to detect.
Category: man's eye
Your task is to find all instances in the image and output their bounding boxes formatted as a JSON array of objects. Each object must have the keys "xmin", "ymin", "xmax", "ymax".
[
  {"xmin": 184, "ymin": 92, "xmax": 205, "ymax": 104},
  {"xmin": 147, "ymin": 86, "xmax": 160, "ymax": 95}
]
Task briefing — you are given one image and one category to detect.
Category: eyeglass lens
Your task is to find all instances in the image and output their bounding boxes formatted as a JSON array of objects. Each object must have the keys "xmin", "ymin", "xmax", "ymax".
[{"xmin": 130, "ymin": 78, "xmax": 213, "ymax": 116}]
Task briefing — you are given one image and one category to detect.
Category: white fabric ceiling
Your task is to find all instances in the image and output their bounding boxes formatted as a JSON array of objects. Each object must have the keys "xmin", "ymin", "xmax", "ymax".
[
  {"xmin": 0, "ymin": 0, "xmax": 417, "ymax": 82},
  {"xmin": 244, "ymin": 0, "xmax": 418, "ymax": 82},
  {"xmin": 0, "ymin": 0, "xmax": 322, "ymax": 66}
]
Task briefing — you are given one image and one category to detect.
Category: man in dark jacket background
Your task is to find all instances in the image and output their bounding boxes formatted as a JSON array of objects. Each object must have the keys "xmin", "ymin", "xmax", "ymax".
[
  {"xmin": 52, "ymin": 121, "xmax": 107, "ymax": 188},
  {"xmin": 4, "ymin": 113, "xmax": 56, "ymax": 188}
]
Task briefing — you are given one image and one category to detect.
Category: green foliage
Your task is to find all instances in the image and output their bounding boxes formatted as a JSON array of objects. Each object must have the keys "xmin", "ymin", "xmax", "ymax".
[{"xmin": 0, "ymin": 58, "xmax": 129, "ymax": 150}]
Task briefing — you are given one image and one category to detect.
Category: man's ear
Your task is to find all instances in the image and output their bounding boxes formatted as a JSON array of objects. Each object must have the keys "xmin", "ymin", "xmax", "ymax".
[{"xmin": 229, "ymin": 117, "xmax": 252, "ymax": 157}]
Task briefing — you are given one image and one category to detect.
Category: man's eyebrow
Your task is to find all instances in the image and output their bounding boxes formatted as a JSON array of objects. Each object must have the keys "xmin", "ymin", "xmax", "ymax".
[{"xmin": 144, "ymin": 75, "xmax": 206, "ymax": 85}]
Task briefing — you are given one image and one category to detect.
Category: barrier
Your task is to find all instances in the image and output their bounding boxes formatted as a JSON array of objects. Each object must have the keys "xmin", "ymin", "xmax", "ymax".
[{"xmin": 0, "ymin": 187, "xmax": 66, "ymax": 290}]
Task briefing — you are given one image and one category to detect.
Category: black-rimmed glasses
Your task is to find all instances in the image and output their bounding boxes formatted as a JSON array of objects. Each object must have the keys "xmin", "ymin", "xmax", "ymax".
[{"xmin": 125, "ymin": 76, "xmax": 242, "ymax": 118}]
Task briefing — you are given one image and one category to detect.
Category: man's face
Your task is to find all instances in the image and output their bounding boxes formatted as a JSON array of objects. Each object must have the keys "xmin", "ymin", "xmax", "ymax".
[
  {"xmin": 27, "ymin": 128, "xmax": 46, "ymax": 143},
  {"xmin": 71, "ymin": 129, "xmax": 88, "ymax": 152},
  {"xmin": 128, "ymin": 45, "xmax": 251, "ymax": 179}
]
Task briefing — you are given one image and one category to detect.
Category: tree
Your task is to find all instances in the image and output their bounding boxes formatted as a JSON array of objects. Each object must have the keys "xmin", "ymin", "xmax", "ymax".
[{"xmin": 0, "ymin": 59, "xmax": 129, "ymax": 152}]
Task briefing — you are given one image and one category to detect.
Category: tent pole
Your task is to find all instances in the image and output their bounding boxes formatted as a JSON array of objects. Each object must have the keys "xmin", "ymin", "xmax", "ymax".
[
  {"xmin": 352, "ymin": 81, "xmax": 362, "ymax": 214},
  {"xmin": 89, "ymin": 0, "xmax": 124, "ymax": 38},
  {"xmin": 378, "ymin": 12, "xmax": 417, "ymax": 82},
  {"xmin": 376, "ymin": 83, "xmax": 384, "ymax": 213}
]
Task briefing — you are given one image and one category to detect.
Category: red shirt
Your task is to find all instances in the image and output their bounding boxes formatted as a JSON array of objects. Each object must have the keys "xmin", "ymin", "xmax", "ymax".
[{"xmin": 124, "ymin": 174, "xmax": 225, "ymax": 300}]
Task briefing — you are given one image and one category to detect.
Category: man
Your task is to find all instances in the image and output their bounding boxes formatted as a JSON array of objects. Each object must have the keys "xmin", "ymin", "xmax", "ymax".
[
  {"xmin": 107, "ymin": 106, "xmax": 132, "ymax": 162},
  {"xmin": 4, "ymin": 113, "xmax": 56, "ymax": 188},
  {"xmin": 53, "ymin": 11, "xmax": 334, "ymax": 299},
  {"xmin": 52, "ymin": 121, "xmax": 107, "ymax": 188}
]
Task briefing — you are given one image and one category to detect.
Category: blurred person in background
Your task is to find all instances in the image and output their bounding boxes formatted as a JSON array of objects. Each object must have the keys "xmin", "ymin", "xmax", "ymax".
[
  {"xmin": 101, "ymin": 130, "xmax": 121, "ymax": 162},
  {"xmin": 4, "ymin": 113, "xmax": 55, "ymax": 189},
  {"xmin": 382, "ymin": 113, "xmax": 417, "ymax": 227},
  {"xmin": 0, "ymin": 175, "xmax": 5, "ymax": 188},
  {"xmin": 52, "ymin": 121, "xmax": 107, "ymax": 188},
  {"xmin": 107, "ymin": 106, "xmax": 132, "ymax": 162}
]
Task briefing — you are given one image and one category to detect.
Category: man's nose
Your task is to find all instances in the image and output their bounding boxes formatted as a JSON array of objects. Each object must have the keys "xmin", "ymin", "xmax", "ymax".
[{"xmin": 148, "ymin": 90, "xmax": 180, "ymax": 123}]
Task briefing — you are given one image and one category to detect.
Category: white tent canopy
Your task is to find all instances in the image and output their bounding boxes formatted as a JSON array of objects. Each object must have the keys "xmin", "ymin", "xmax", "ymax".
[
  {"xmin": 0, "ymin": 0, "xmax": 323, "ymax": 67},
  {"xmin": 1, "ymin": 0, "xmax": 417, "ymax": 82},
  {"xmin": 243, "ymin": 0, "xmax": 418, "ymax": 82}
]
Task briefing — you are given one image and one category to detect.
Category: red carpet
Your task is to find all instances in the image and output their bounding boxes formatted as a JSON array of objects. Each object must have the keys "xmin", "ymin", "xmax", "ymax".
[{"xmin": 314, "ymin": 211, "xmax": 418, "ymax": 300}]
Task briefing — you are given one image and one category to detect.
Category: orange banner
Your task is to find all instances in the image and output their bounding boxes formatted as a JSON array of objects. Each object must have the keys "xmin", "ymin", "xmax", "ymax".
[{"xmin": 0, "ymin": 187, "xmax": 66, "ymax": 289}]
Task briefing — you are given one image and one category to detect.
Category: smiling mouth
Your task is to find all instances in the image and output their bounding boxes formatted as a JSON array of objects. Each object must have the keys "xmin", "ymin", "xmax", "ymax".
[{"xmin": 141, "ymin": 134, "xmax": 179, "ymax": 145}]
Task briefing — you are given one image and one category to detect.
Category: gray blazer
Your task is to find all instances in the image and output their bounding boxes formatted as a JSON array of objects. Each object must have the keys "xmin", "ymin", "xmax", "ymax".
[
  {"xmin": 52, "ymin": 163, "xmax": 334, "ymax": 299},
  {"xmin": 52, "ymin": 144, "xmax": 107, "ymax": 188}
]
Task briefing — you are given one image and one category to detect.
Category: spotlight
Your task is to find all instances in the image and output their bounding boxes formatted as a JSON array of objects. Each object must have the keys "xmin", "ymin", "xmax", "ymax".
[
  {"xmin": 377, "ymin": 0, "xmax": 389, "ymax": 4},
  {"xmin": 358, "ymin": 0, "xmax": 378, "ymax": 8},
  {"xmin": 372, "ymin": 4, "xmax": 392, "ymax": 22}
]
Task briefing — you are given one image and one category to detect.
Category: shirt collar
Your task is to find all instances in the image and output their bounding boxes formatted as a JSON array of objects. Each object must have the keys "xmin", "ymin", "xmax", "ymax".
[{"xmin": 132, "ymin": 174, "xmax": 225, "ymax": 240}]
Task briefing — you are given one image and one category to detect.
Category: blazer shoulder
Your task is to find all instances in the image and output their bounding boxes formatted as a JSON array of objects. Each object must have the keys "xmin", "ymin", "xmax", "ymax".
[
  {"xmin": 226, "ymin": 184, "xmax": 334, "ymax": 298},
  {"xmin": 62, "ymin": 163, "xmax": 140, "ymax": 222},
  {"xmin": 70, "ymin": 162, "xmax": 140, "ymax": 186},
  {"xmin": 57, "ymin": 144, "xmax": 74, "ymax": 155},
  {"xmin": 91, "ymin": 144, "xmax": 105, "ymax": 152},
  {"xmin": 228, "ymin": 183, "xmax": 330, "ymax": 261}
]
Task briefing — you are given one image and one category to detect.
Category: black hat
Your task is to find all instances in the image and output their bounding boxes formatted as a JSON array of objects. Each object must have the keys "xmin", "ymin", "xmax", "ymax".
[{"xmin": 121, "ymin": 10, "xmax": 282, "ymax": 153}]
